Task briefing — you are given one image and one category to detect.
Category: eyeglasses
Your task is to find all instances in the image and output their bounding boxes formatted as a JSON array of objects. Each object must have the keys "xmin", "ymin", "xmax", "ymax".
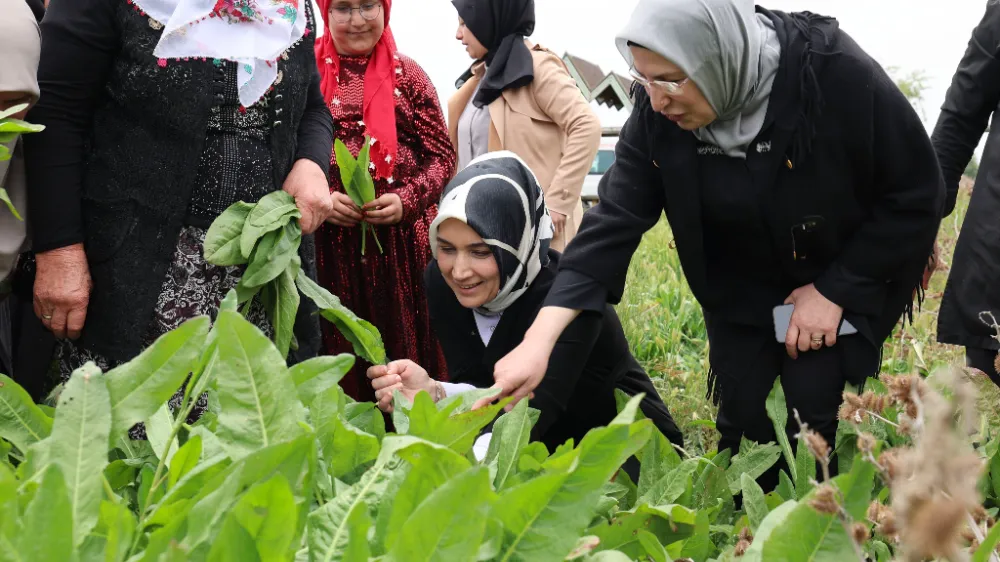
[
  {"xmin": 330, "ymin": 1, "xmax": 382, "ymax": 24},
  {"xmin": 628, "ymin": 66, "xmax": 688, "ymax": 96}
]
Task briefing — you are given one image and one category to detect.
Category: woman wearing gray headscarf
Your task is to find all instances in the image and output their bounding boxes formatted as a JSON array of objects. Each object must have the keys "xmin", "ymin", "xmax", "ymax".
[
  {"xmin": 491, "ymin": 0, "xmax": 944, "ymax": 489},
  {"xmin": 0, "ymin": 0, "xmax": 42, "ymax": 376}
]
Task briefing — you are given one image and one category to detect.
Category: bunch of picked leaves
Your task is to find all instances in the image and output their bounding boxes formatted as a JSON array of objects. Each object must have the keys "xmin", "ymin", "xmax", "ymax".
[
  {"xmin": 334, "ymin": 136, "xmax": 383, "ymax": 256},
  {"xmin": 204, "ymin": 190, "xmax": 386, "ymax": 364},
  {"xmin": 0, "ymin": 103, "xmax": 44, "ymax": 220}
]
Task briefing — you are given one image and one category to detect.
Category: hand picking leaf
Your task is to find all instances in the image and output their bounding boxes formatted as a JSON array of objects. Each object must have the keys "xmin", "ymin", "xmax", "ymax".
[{"xmin": 334, "ymin": 136, "xmax": 383, "ymax": 256}]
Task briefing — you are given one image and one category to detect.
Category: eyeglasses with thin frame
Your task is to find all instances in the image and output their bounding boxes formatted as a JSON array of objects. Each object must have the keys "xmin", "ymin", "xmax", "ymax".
[
  {"xmin": 628, "ymin": 66, "xmax": 689, "ymax": 96},
  {"xmin": 330, "ymin": 1, "xmax": 382, "ymax": 24}
]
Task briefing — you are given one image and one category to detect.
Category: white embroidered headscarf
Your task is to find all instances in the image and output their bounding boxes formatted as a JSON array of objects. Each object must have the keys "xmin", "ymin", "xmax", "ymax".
[
  {"xmin": 137, "ymin": 0, "xmax": 307, "ymax": 107},
  {"xmin": 430, "ymin": 151, "xmax": 554, "ymax": 315}
]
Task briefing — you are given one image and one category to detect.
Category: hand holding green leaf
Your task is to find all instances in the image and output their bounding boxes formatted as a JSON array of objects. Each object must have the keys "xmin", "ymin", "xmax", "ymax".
[{"xmin": 334, "ymin": 137, "xmax": 384, "ymax": 255}]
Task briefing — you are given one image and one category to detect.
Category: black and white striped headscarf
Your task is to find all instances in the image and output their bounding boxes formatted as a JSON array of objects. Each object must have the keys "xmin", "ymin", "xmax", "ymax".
[{"xmin": 430, "ymin": 151, "xmax": 554, "ymax": 314}]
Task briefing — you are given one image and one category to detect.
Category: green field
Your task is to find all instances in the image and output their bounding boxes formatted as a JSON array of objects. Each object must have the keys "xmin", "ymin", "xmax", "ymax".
[{"xmin": 616, "ymin": 185, "xmax": 996, "ymax": 454}]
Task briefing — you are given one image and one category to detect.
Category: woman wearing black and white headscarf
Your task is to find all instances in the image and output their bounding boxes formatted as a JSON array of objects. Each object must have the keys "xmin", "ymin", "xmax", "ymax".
[{"xmin": 367, "ymin": 151, "xmax": 683, "ymax": 457}]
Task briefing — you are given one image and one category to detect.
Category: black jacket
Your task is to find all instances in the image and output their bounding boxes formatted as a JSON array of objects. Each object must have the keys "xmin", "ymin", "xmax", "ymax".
[
  {"xmin": 425, "ymin": 251, "xmax": 683, "ymax": 451},
  {"xmin": 22, "ymin": 0, "xmax": 333, "ymax": 363},
  {"xmin": 934, "ymin": 1, "xmax": 1000, "ymax": 350},
  {"xmin": 555, "ymin": 8, "xmax": 944, "ymax": 347}
]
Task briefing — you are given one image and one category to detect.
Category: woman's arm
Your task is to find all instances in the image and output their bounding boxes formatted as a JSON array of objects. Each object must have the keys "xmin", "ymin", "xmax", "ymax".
[
  {"xmin": 293, "ymin": 65, "xmax": 335, "ymax": 180},
  {"xmin": 530, "ymin": 50, "xmax": 602, "ymax": 219},
  {"xmin": 813, "ymin": 59, "xmax": 945, "ymax": 317},
  {"xmin": 392, "ymin": 59, "xmax": 457, "ymax": 225},
  {"xmin": 931, "ymin": 1, "xmax": 1000, "ymax": 217}
]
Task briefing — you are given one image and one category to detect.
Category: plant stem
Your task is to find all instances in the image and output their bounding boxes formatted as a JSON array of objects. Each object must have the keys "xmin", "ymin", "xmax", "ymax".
[{"xmin": 864, "ymin": 411, "xmax": 901, "ymax": 429}]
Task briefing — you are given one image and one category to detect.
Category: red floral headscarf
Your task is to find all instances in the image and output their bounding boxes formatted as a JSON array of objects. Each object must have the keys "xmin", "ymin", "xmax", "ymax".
[{"xmin": 315, "ymin": 0, "xmax": 398, "ymax": 180}]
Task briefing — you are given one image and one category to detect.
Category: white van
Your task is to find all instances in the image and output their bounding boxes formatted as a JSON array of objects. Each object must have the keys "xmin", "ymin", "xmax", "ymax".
[{"xmin": 581, "ymin": 137, "xmax": 618, "ymax": 209}]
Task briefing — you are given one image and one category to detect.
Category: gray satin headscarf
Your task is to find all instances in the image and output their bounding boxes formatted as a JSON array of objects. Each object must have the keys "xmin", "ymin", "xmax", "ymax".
[
  {"xmin": 616, "ymin": 0, "xmax": 781, "ymax": 158},
  {"xmin": 0, "ymin": 0, "xmax": 41, "ymax": 282}
]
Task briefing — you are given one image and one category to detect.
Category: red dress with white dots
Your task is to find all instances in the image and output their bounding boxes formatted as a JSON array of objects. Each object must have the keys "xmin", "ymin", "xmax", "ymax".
[{"xmin": 314, "ymin": 53, "xmax": 456, "ymax": 401}]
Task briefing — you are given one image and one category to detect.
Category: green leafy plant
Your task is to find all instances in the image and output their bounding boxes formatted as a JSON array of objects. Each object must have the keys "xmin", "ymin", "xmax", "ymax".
[
  {"xmin": 204, "ymin": 191, "xmax": 385, "ymax": 363},
  {"xmin": 334, "ymin": 136, "xmax": 383, "ymax": 256},
  {"xmin": 0, "ymin": 102, "xmax": 44, "ymax": 220}
]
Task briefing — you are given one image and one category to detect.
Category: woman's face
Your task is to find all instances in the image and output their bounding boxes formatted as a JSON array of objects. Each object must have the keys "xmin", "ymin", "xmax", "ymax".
[
  {"xmin": 436, "ymin": 219, "xmax": 501, "ymax": 309},
  {"xmin": 455, "ymin": 18, "xmax": 489, "ymax": 60},
  {"xmin": 0, "ymin": 92, "xmax": 33, "ymax": 120},
  {"xmin": 629, "ymin": 45, "xmax": 717, "ymax": 130},
  {"xmin": 328, "ymin": 0, "xmax": 385, "ymax": 56}
]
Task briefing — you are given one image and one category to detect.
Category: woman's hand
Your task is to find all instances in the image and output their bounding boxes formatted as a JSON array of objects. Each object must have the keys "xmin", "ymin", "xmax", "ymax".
[
  {"xmin": 328, "ymin": 191, "xmax": 364, "ymax": 227},
  {"xmin": 476, "ymin": 339, "xmax": 549, "ymax": 412},
  {"xmin": 550, "ymin": 211, "xmax": 567, "ymax": 238},
  {"xmin": 367, "ymin": 359, "xmax": 435, "ymax": 413},
  {"xmin": 362, "ymin": 193, "xmax": 404, "ymax": 226},
  {"xmin": 283, "ymin": 159, "xmax": 334, "ymax": 234},
  {"xmin": 783, "ymin": 283, "xmax": 844, "ymax": 359},
  {"xmin": 34, "ymin": 243, "xmax": 92, "ymax": 340}
]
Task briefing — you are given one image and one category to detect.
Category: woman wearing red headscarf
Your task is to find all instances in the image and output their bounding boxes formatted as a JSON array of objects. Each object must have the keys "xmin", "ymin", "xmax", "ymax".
[{"xmin": 314, "ymin": 0, "xmax": 457, "ymax": 401}]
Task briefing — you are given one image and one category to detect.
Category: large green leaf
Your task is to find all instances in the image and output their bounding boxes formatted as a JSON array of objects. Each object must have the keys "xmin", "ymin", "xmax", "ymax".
[
  {"xmin": 97, "ymin": 500, "xmax": 135, "ymax": 562},
  {"xmin": 637, "ymin": 457, "xmax": 700, "ymax": 506},
  {"xmin": 333, "ymin": 139, "xmax": 361, "ymax": 206},
  {"xmin": 741, "ymin": 473, "xmax": 769, "ymax": 531},
  {"xmin": 483, "ymin": 400, "xmax": 539, "ymax": 491},
  {"xmin": 587, "ymin": 504, "xmax": 696, "ymax": 558},
  {"xmin": 679, "ymin": 509, "xmax": 712, "ymax": 560},
  {"xmin": 204, "ymin": 201, "xmax": 255, "ymax": 266},
  {"xmin": 0, "ymin": 374, "xmax": 53, "ymax": 453},
  {"xmin": 168, "ymin": 433, "xmax": 203, "ymax": 490},
  {"xmin": 146, "ymin": 403, "xmax": 178, "ymax": 468},
  {"xmin": 637, "ymin": 425, "xmax": 682, "ymax": 499},
  {"xmin": 290, "ymin": 355, "xmax": 354, "ymax": 407},
  {"xmin": 492, "ymin": 420, "xmax": 653, "ymax": 561},
  {"xmin": 383, "ymin": 439, "xmax": 472, "ymax": 553},
  {"xmin": 48, "ymin": 364, "xmax": 111, "ymax": 545},
  {"xmin": 386, "ymin": 466, "xmax": 494, "ymax": 562},
  {"xmin": 319, "ymin": 415, "xmax": 380, "ymax": 480},
  {"xmin": 405, "ymin": 391, "xmax": 508, "ymax": 455},
  {"xmin": 243, "ymin": 222, "xmax": 302, "ymax": 289},
  {"xmin": 213, "ymin": 310, "xmax": 304, "ymax": 459},
  {"xmin": 207, "ymin": 474, "xmax": 300, "ymax": 561},
  {"xmin": 248, "ymin": 190, "xmax": 299, "ymax": 228},
  {"xmin": 0, "ymin": 118, "xmax": 43, "ymax": 134},
  {"xmin": 739, "ymin": 500, "xmax": 797, "ymax": 562},
  {"xmin": 766, "ymin": 379, "xmax": 796, "ymax": 482},
  {"xmin": 726, "ymin": 440, "xmax": 782, "ymax": 495},
  {"xmin": 19, "ymin": 465, "xmax": 73, "ymax": 562},
  {"xmin": 106, "ymin": 316, "xmax": 210, "ymax": 442},
  {"xmin": 260, "ymin": 253, "xmax": 301, "ymax": 358},
  {"xmin": 295, "ymin": 271, "xmax": 387, "ymax": 365},
  {"xmin": 794, "ymin": 435, "xmax": 818, "ymax": 499}
]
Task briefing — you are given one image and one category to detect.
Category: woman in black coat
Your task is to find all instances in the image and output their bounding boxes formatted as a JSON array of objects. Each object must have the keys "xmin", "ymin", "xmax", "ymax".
[
  {"xmin": 933, "ymin": 1, "xmax": 1000, "ymax": 385},
  {"xmin": 366, "ymin": 152, "xmax": 684, "ymax": 456},
  {"xmin": 490, "ymin": 0, "xmax": 944, "ymax": 489},
  {"xmin": 17, "ymin": 0, "xmax": 334, "ymax": 400}
]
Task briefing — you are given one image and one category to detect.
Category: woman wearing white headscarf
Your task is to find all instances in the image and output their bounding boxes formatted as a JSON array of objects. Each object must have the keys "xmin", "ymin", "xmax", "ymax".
[
  {"xmin": 0, "ymin": 0, "xmax": 42, "ymax": 377},
  {"xmin": 492, "ymin": 0, "xmax": 944, "ymax": 489},
  {"xmin": 366, "ymin": 152, "xmax": 683, "ymax": 461},
  {"xmin": 18, "ymin": 0, "xmax": 334, "ymax": 402}
]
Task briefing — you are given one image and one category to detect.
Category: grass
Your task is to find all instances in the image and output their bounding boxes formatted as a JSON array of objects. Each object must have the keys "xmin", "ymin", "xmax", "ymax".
[{"xmin": 616, "ymin": 184, "xmax": 997, "ymax": 454}]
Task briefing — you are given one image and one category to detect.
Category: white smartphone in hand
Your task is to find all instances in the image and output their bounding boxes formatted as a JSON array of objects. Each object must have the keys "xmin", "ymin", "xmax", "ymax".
[{"xmin": 773, "ymin": 303, "xmax": 857, "ymax": 343}]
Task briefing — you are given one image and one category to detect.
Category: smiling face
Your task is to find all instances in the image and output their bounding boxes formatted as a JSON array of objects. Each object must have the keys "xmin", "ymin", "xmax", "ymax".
[
  {"xmin": 328, "ymin": 0, "xmax": 386, "ymax": 56},
  {"xmin": 436, "ymin": 219, "xmax": 501, "ymax": 309},
  {"xmin": 455, "ymin": 18, "xmax": 489, "ymax": 60},
  {"xmin": 629, "ymin": 45, "xmax": 717, "ymax": 130}
]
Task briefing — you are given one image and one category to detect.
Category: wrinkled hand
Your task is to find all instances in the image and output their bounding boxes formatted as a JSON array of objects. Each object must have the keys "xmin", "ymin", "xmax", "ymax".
[
  {"xmin": 282, "ymin": 159, "xmax": 334, "ymax": 234},
  {"xmin": 34, "ymin": 244, "xmax": 92, "ymax": 340},
  {"xmin": 784, "ymin": 283, "xmax": 844, "ymax": 359},
  {"xmin": 550, "ymin": 211, "xmax": 566, "ymax": 238},
  {"xmin": 367, "ymin": 359, "xmax": 435, "ymax": 413},
  {"xmin": 363, "ymin": 193, "xmax": 403, "ymax": 226},
  {"xmin": 474, "ymin": 339, "xmax": 547, "ymax": 411},
  {"xmin": 328, "ymin": 191, "xmax": 363, "ymax": 227}
]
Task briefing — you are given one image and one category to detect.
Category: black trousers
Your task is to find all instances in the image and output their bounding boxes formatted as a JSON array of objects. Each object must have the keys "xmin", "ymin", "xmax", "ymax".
[
  {"xmin": 967, "ymin": 347, "xmax": 1000, "ymax": 387},
  {"xmin": 706, "ymin": 314, "xmax": 879, "ymax": 492}
]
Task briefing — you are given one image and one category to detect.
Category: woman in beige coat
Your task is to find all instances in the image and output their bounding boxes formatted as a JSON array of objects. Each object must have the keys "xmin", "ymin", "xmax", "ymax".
[{"xmin": 448, "ymin": 0, "xmax": 600, "ymax": 252}]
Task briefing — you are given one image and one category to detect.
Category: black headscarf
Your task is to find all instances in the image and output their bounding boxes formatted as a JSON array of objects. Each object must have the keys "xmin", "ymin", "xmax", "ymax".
[{"xmin": 452, "ymin": 0, "xmax": 536, "ymax": 107}]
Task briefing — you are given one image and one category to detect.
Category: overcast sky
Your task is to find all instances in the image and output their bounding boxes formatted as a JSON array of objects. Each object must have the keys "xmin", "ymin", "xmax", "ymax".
[{"xmin": 343, "ymin": 0, "xmax": 993, "ymax": 155}]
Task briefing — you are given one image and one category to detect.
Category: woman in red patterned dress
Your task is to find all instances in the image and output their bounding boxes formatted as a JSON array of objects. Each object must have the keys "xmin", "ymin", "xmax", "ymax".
[{"xmin": 314, "ymin": 0, "xmax": 456, "ymax": 400}]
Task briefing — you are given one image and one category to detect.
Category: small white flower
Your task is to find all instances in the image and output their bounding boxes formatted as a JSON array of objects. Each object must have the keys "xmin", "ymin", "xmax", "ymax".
[{"xmin": 387, "ymin": 177, "xmax": 395, "ymax": 184}]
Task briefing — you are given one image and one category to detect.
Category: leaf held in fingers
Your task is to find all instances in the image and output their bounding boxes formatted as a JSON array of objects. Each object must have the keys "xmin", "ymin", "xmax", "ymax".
[
  {"xmin": 248, "ymin": 190, "xmax": 299, "ymax": 228},
  {"xmin": 204, "ymin": 201, "xmax": 255, "ymax": 266},
  {"xmin": 295, "ymin": 270, "xmax": 387, "ymax": 365}
]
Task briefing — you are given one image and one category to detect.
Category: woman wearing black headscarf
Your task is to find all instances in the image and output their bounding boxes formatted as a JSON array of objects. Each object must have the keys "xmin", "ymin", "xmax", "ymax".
[
  {"xmin": 446, "ymin": 0, "xmax": 600, "ymax": 252},
  {"xmin": 366, "ymin": 151, "xmax": 683, "ymax": 458}
]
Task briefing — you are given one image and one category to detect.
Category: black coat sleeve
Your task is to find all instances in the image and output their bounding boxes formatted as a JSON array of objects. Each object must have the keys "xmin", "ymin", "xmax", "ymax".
[
  {"xmin": 529, "ymin": 310, "xmax": 604, "ymax": 437},
  {"xmin": 23, "ymin": 0, "xmax": 119, "ymax": 252},
  {"xmin": 555, "ymin": 91, "xmax": 666, "ymax": 305},
  {"xmin": 813, "ymin": 57, "xmax": 945, "ymax": 316},
  {"xmin": 932, "ymin": 1, "xmax": 1000, "ymax": 217},
  {"xmin": 293, "ymin": 65, "xmax": 334, "ymax": 180}
]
